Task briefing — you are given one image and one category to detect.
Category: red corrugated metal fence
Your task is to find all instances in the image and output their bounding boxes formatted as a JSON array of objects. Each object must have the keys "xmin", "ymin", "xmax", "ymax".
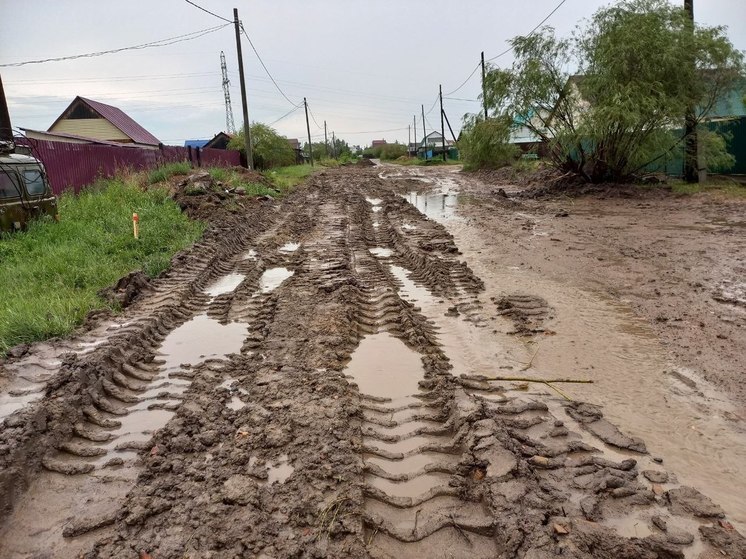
[{"xmin": 14, "ymin": 139, "xmax": 241, "ymax": 196}]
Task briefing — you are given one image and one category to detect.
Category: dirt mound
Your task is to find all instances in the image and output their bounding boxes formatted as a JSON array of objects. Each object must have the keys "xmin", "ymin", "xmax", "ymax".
[
  {"xmin": 493, "ymin": 293, "xmax": 553, "ymax": 335},
  {"xmin": 98, "ymin": 270, "xmax": 152, "ymax": 308},
  {"xmin": 357, "ymin": 158, "xmax": 375, "ymax": 167},
  {"xmin": 168, "ymin": 168, "xmax": 275, "ymax": 221}
]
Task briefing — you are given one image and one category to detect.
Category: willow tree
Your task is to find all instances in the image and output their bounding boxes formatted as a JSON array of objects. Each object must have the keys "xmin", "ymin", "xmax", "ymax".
[{"xmin": 482, "ymin": 0, "xmax": 743, "ymax": 182}]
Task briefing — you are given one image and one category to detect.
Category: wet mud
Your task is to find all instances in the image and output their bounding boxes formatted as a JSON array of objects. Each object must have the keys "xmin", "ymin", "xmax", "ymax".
[{"xmin": 0, "ymin": 165, "xmax": 743, "ymax": 558}]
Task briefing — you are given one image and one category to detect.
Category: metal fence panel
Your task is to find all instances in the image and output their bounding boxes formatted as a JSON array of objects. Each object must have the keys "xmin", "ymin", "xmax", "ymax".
[{"xmin": 14, "ymin": 139, "xmax": 241, "ymax": 196}]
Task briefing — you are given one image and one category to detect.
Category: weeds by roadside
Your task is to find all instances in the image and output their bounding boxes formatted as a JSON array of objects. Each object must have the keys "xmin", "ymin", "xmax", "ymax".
[
  {"xmin": 0, "ymin": 176, "xmax": 203, "ymax": 353},
  {"xmin": 147, "ymin": 161, "xmax": 192, "ymax": 184},
  {"xmin": 670, "ymin": 179, "xmax": 746, "ymax": 198},
  {"xmin": 263, "ymin": 164, "xmax": 315, "ymax": 191}
]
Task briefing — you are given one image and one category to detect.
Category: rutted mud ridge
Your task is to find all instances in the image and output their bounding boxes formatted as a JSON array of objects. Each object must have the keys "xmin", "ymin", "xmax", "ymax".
[{"xmin": 0, "ymin": 167, "xmax": 744, "ymax": 558}]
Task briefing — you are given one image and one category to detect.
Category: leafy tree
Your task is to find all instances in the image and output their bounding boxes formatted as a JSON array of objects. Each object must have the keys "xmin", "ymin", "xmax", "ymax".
[
  {"xmin": 362, "ymin": 142, "xmax": 407, "ymax": 160},
  {"xmin": 479, "ymin": 0, "xmax": 744, "ymax": 182},
  {"xmin": 229, "ymin": 123, "xmax": 296, "ymax": 170},
  {"xmin": 458, "ymin": 115, "xmax": 518, "ymax": 170}
]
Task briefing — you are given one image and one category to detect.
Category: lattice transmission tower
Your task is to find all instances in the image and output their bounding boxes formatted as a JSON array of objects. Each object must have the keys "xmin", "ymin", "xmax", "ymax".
[{"xmin": 220, "ymin": 51, "xmax": 236, "ymax": 134}]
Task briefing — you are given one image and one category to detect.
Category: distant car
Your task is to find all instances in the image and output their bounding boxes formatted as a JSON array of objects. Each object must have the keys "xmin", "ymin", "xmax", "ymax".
[{"xmin": 0, "ymin": 150, "xmax": 58, "ymax": 232}]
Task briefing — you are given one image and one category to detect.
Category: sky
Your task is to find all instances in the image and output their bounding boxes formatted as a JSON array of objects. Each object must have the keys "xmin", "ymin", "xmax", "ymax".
[{"xmin": 2, "ymin": 0, "xmax": 745, "ymax": 148}]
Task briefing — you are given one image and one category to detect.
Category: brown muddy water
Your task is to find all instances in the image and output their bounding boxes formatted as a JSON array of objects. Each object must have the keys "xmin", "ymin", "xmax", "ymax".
[
  {"xmin": 0, "ymin": 312, "xmax": 248, "ymax": 557},
  {"xmin": 392, "ymin": 170, "xmax": 746, "ymax": 531}
]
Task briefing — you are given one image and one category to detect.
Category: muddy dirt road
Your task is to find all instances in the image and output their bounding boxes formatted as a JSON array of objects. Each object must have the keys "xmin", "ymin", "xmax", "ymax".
[{"xmin": 0, "ymin": 165, "xmax": 744, "ymax": 558}]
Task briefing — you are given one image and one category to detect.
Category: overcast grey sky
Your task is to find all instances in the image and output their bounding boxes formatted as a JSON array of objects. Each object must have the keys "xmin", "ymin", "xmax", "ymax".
[{"xmin": 2, "ymin": 0, "xmax": 744, "ymax": 147}]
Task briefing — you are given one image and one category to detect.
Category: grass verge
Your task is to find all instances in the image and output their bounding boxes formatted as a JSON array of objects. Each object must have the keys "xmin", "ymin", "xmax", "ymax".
[
  {"xmin": 263, "ymin": 164, "xmax": 315, "ymax": 192},
  {"xmin": 0, "ymin": 176, "xmax": 204, "ymax": 353},
  {"xmin": 147, "ymin": 161, "xmax": 192, "ymax": 184},
  {"xmin": 669, "ymin": 178, "xmax": 746, "ymax": 198}
]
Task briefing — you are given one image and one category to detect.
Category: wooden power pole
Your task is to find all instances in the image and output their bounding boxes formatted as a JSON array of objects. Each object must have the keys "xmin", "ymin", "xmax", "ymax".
[
  {"xmin": 439, "ymin": 84, "xmax": 446, "ymax": 161},
  {"xmin": 413, "ymin": 115, "xmax": 417, "ymax": 157},
  {"xmin": 304, "ymin": 97, "xmax": 313, "ymax": 166},
  {"xmin": 421, "ymin": 104, "xmax": 427, "ymax": 160},
  {"xmin": 324, "ymin": 120, "xmax": 329, "ymax": 158},
  {"xmin": 481, "ymin": 51, "xmax": 488, "ymax": 120},
  {"xmin": 683, "ymin": 0, "xmax": 698, "ymax": 183},
  {"xmin": 0, "ymin": 74, "xmax": 13, "ymax": 143},
  {"xmin": 233, "ymin": 8, "xmax": 253, "ymax": 169}
]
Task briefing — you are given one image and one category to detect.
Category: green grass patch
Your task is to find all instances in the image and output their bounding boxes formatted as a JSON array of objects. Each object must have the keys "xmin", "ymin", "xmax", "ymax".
[
  {"xmin": 263, "ymin": 164, "xmax": 315, "ymax": 192},
  {"xmin": 669, "ymin": 178, "xmax": 746, "ymax": 198},
  {"xmin": 147, "ymin": 161, "xmax": 192, "ymax": 184},
  {"xmin": 0, "ymin": 176, "xmax": 204, "ymax": 353}
]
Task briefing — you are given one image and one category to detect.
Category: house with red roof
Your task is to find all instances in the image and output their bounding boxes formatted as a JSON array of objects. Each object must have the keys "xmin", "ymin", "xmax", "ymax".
[{"xmin": 24, "ymin": 96, "xmax": 160, "ymax": 148}]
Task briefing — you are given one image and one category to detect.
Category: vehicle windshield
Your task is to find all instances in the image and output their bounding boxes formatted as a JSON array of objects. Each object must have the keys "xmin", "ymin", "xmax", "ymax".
[
  {"xmin": 0, "ymin": 170, "xmax": 22, "ymax": 199},
  {"xmin": 23, "ymin": 169, "xmax": 46, "ymax": 196}
]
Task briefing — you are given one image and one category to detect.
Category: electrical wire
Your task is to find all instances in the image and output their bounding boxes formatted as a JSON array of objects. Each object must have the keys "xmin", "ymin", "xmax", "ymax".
[
  {"xmin": 424, "ymin": 93, "xmax": 440, "ymax": 116},
  {"xmin": 0, "ymin": 24, "xmax": 230, "ymax": 67},
  {"xmin": 443, "ymin": 62, "xmax": 481, "ymax": 96},
  {"xmin": 487, "ymin": 0, "xmax": 569, "ymax": 61},
  {"xmin": 183, "ymin": 0, "xmax": 232, "ymax": 23},
  {"xmin": 306, "ymin": 104, "xmax": 324, "ymax": 130},
  {"xmin": 240, "ymin": 25, "xmax": 301, "ymax": 108},
  {"xmin": 269, "ymin": 105, "xmax": 302, "ymax": 126}
]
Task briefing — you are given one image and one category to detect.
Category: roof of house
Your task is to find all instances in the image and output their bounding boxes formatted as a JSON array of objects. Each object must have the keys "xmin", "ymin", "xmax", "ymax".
[
  {"xmin": 49, "ymin": 96, "xmax": 161, "ymax": 145},
  {"xmin": 184, "ymin": 139, "xmax": 210, "ymax": 149},
  {"xmin": 21, "ymin": 127, "xmax": 143, "ymax": 147},
  {"xmin": 287, "ymin": 138, "xmax": 301, "ymax": 149},
  {"xmin": 371, "ymin": 139, "xmax": 387, "ymax": 146}
]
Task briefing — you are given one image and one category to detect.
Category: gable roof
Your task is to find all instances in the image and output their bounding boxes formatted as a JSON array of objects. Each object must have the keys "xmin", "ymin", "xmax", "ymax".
[
  {"xmin": 49, "ymin": 96, "xmax": 160, "ymax": 145},
  {"xmin": 21, "ymin": 127, "xmax": 145, "ymax": 147}
]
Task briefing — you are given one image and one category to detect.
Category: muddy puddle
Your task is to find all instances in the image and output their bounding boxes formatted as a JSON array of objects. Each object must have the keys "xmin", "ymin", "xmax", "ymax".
[
  {"xmin": 258, "ymin": 267, "xmax": 294, "ymax": 293},
  {"xmin": 434, "ymin": 182, "xmax": 746, "ymax": 530},
  {"xmin": 403, "ymin": 191, "xmax": 459, "ymax": 222},
  {"xmin": 0, "ymin": 382, "xmax": 45, "ymax": 418},
  {"xmin": 344, "ymin": 332, "xmax": 424, "ymax": 401},
  {"xmin": 279, "ymin": 242, "xmax": 300, "ymax": 252},
  {"xmin": 159, "ymin": 314, "xmax": 246, "ymax": 372},
  {"xmin": 203, "ymin": 273, "xmax": 246, "ymax": 297},
  {"xmin": 369, "ymin": 247, "xmax": 393, "ymax": 258},
  {"xmin": 266, "ymin": 454, "xmax": 294, "ymax": 484}
]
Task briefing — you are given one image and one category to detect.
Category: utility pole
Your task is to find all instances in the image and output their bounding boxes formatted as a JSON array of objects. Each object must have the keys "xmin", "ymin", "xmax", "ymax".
[
  {"xmin": 220, "ymin": 51, "xmax": 236, "ymax": 134},
  {"xmin": 421, "ymin": 104, "xmax": 427, "ymax": 160},
  {"xmin": 332, "ymin": 131, "xmax": 337, "ymax": 159},
  {"xmin": 439, "ymin": 85, "xmax": 446, "ymax": 161},
  {"xmin": 481, "ymin": 51, "xmax": 488, "ymax": 120},
  {"xmin": 324, "ymin": 120, "xmax": 329, "ymax": 158},
  {"xmin": 0, "ymin": 74, "xmax": 13, "ymax": 143},
  {"xmin": 443, "ymin": 109, "xmax": 458, "ymax": 143},
  {"xmin": 408, "ymin": 125, "xmax": 411, "ymax": 155},
  {"xmin": 304, "ymin": 97, "xmax": 313, "ymax": 166},
  {"xmin": 413, "ymin": 115, "xmax": 417, "ymax": 157},
  {"xmin": 683, "ymin": 0, "xmax": 698, "ymax": 183},
  {"xmin": 233, "ymin": 8, "xmax": 253, "ymax": 169}
]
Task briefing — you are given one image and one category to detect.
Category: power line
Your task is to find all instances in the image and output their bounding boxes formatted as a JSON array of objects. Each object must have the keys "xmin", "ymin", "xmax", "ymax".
[
  {"xmin": 306, "ymin": 104, "xmax": 324, "ymax": 130},
  {"xmin": 240, "ymin": 25, "xmax": 301, "ymax": 108},
  {"xmin": 487, "ymin": 0, "xmax": 569, "ymax": 61},
  {"xmin": 443, "ymin": 62, "xmax": 481, "ymax": 96},
  {"xmin": 424, "ymin": 93, "xmax": 440, "ymax": 116},
  {"xmin": 0, "ymin": 24, "xmax": 230, "ymax": 67},
  {"xmin": 183, "ymin": 0, "xmax": 232, "ymax": 23},
  {"xmin": 269, "ymin": 105, "xmax": 302, "ymax": 126}
]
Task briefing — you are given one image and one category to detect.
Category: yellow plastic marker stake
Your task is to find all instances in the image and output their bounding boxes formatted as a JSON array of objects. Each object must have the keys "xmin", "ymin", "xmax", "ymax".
[{"xmin": 133, "ymin": 212, "xmax": 139, "ymax": 239}]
